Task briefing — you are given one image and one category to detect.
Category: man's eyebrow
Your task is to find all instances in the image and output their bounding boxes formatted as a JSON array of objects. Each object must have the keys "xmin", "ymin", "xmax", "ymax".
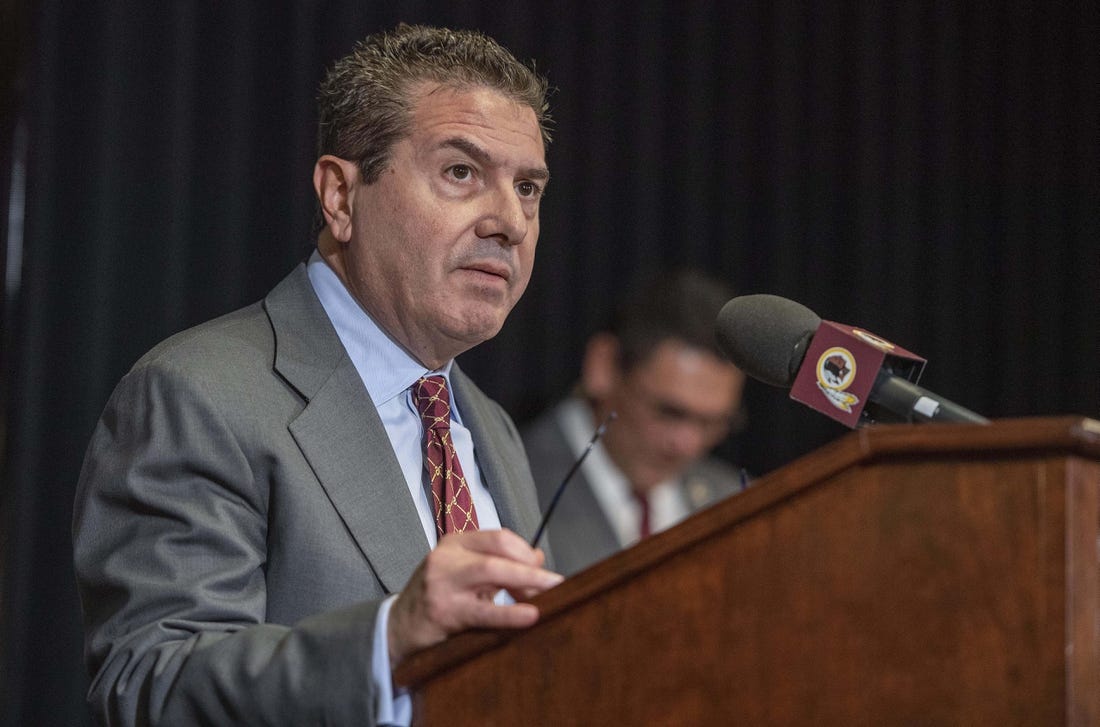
[{"xmin": 440, "ymin": 137, "xmax": 550, "ymax": 182}]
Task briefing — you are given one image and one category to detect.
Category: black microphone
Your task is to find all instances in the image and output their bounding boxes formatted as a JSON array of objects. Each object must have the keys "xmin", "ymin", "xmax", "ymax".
[
  {"xmin": 529, "ymin": 411, "xmax": 616, "ymax": 548},
  {"xmin": 715, "ymin": 294, "xmax": 988, "ymax": 427}
]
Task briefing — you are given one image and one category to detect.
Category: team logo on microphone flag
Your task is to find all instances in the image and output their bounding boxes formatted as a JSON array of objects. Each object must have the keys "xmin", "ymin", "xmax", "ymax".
[
  {"xmin": 790, "ymin": 320, "xmax": 926, "ymax": 428},
  {"xmin": 815, "ymin": 347, "xmax": 860, "ymax": 413},
  {"xmin": 852, "ymin": 329, "xmax": 896, "ymax": 352}
]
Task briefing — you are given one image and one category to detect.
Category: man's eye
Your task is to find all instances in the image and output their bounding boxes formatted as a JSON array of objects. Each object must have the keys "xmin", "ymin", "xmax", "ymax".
[
  {"xmin": 517, "ymin": 181, "xmax": 542, "ymax": 198},
  {"xmin": 656, "ymin": 405, "xmax": 690, "ymax": 422},
  {"xmin": 448, "ymin": 164, "xmax": 473, "ymax": 180}
]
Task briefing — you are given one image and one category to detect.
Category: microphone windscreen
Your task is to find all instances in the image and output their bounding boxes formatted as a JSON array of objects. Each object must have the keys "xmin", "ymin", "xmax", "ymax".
[{"xmin": 715, "ymin": 294, "xmax": 821, "ymax": 387}]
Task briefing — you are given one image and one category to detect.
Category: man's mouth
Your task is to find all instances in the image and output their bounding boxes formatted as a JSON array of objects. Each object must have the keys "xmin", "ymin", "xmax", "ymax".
[{"xmin": 460, "ymin": 261, "xmax": 512, "ymax": 283}]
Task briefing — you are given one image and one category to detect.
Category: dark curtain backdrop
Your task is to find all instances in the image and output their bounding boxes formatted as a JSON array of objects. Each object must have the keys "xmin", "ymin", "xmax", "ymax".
[{"xmin": 3, "ymin": 1, "xmax": 1098, "ymax": 724}]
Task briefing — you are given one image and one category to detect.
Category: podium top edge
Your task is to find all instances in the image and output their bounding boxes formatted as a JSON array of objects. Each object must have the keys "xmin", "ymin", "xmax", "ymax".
[{"xmin": 854, "ymin": 415, "xmax": 1100, "ymax": 461}]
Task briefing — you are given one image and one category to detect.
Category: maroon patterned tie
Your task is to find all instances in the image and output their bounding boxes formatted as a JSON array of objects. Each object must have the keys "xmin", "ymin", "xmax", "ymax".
[{"xmin": 413, "ymin": 376, "xmax": 479, "ymax": 538}]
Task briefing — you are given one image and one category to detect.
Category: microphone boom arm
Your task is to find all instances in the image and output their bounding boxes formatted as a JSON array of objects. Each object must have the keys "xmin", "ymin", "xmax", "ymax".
[{"xmin": 868, "ymin": 369, "xmax": 989, "ymax": 424}]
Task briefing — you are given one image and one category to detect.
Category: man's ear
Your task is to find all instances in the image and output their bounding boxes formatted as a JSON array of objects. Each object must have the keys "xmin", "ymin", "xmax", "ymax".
[
  {"xmin": 312, "ymin": 155, "xmax": 360, "ymax": 243},
  {"xmin": 580, "ymin": 332, "xmax": 622, "ymax": 400}
]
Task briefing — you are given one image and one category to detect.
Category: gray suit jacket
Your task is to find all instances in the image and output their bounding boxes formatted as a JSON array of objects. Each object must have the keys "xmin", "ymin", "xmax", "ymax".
[
  {"xmin": 72, "ymin": 264, "xmax": 543, "ymax": 726},
  {"xmin": 521, "ymin": 398, "xmax": 743, "ymax": 577}
]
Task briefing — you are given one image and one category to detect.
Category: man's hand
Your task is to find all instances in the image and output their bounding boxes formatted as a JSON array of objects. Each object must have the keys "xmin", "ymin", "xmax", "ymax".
[{"xmin": 387, "ymin": 529, "xmax": 563, "ymax": 667}]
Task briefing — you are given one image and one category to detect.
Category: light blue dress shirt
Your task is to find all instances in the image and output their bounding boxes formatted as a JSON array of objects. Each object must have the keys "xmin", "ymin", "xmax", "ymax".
[{"xmin": 307, "ymin": 251, "xmax": 504, "ymax": 725}]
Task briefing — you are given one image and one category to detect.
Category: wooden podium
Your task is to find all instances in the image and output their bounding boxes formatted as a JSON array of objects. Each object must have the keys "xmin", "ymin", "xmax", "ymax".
[{"xmin": 396, "ymin": 417, "xmax": 1100, "ymax": 725}]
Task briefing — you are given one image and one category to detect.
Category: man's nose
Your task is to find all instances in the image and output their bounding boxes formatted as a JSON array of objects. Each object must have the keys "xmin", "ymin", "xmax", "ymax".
[
  {"xmin": 666, "ymin": 421, "xmax": 708, "ymax": 459},
  {"xmin": 475, "ymin": 183, "xmax": 528, "ymax": 245}
]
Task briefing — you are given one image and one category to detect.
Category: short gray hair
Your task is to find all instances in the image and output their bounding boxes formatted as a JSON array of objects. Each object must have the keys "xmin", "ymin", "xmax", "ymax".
[{"xmin": 316, "ymin": 23, "xmax": 552, "ymax": 185}]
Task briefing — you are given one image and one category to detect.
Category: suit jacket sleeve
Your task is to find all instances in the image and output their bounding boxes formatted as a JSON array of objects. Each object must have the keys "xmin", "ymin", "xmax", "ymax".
[{"xmin": 73, "ymin": 355, "xmax": 385, "ymax": 726}]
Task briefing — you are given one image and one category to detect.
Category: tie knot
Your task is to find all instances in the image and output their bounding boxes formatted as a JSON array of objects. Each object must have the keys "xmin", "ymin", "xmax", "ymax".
[{"xmin": 413, "ymin": 375, "xmax": 452, "ymax": 431}]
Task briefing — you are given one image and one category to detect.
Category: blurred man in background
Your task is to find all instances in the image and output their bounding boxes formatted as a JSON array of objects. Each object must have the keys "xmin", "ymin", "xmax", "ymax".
[{"xmin": 523, "ymin": 270, "xmax": 748, "ymax": 575}]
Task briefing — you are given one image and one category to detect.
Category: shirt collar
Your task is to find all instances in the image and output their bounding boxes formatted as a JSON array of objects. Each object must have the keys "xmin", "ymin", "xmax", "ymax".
[{"xmin": 306, "ymin": 250, "xmax": 453, "ymax": 407}]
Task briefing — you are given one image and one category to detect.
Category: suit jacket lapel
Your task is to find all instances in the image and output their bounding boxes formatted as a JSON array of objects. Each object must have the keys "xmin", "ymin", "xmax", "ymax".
[{"xmin": 266, "ymin": 266, "xmax": 429, "ymax": 594}]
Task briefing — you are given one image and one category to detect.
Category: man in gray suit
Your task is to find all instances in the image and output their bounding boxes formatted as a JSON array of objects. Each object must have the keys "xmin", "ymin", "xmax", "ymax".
[
  {"xmin": 522, "ymin": 270, "xmax": 748, "ymax": 576},
  {"xmin": 73, "ymin": 25, "xmax": 561, "ymax": 726}
]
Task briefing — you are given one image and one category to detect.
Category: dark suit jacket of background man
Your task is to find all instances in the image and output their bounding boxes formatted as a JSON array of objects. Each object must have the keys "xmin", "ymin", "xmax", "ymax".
[
  {"xmin": 522, "ymin": 400, "xmax": 740, "ymax": 577},
  {"xmin": 72, "ymin": 264, "xmax": 544, "ymax": 725}
]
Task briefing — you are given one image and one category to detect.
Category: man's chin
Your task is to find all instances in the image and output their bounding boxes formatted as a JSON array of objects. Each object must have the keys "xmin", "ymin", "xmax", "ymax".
[
  {"xmin": 441, "ymin": 310, "xmax": 508, "ymax": 348},
  {"xmin": 628, "ymin": 475, "xmax": 664, "ymax": 496},
  {"xmin": 630, "ymin": 466, "xmax": 686, "ymax": 494}
]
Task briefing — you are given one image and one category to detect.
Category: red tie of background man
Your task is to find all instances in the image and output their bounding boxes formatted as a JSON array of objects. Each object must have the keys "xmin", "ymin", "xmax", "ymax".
[{"xmin": 413, "ymin": 375, "xmax": 480, "ymax": 538}]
